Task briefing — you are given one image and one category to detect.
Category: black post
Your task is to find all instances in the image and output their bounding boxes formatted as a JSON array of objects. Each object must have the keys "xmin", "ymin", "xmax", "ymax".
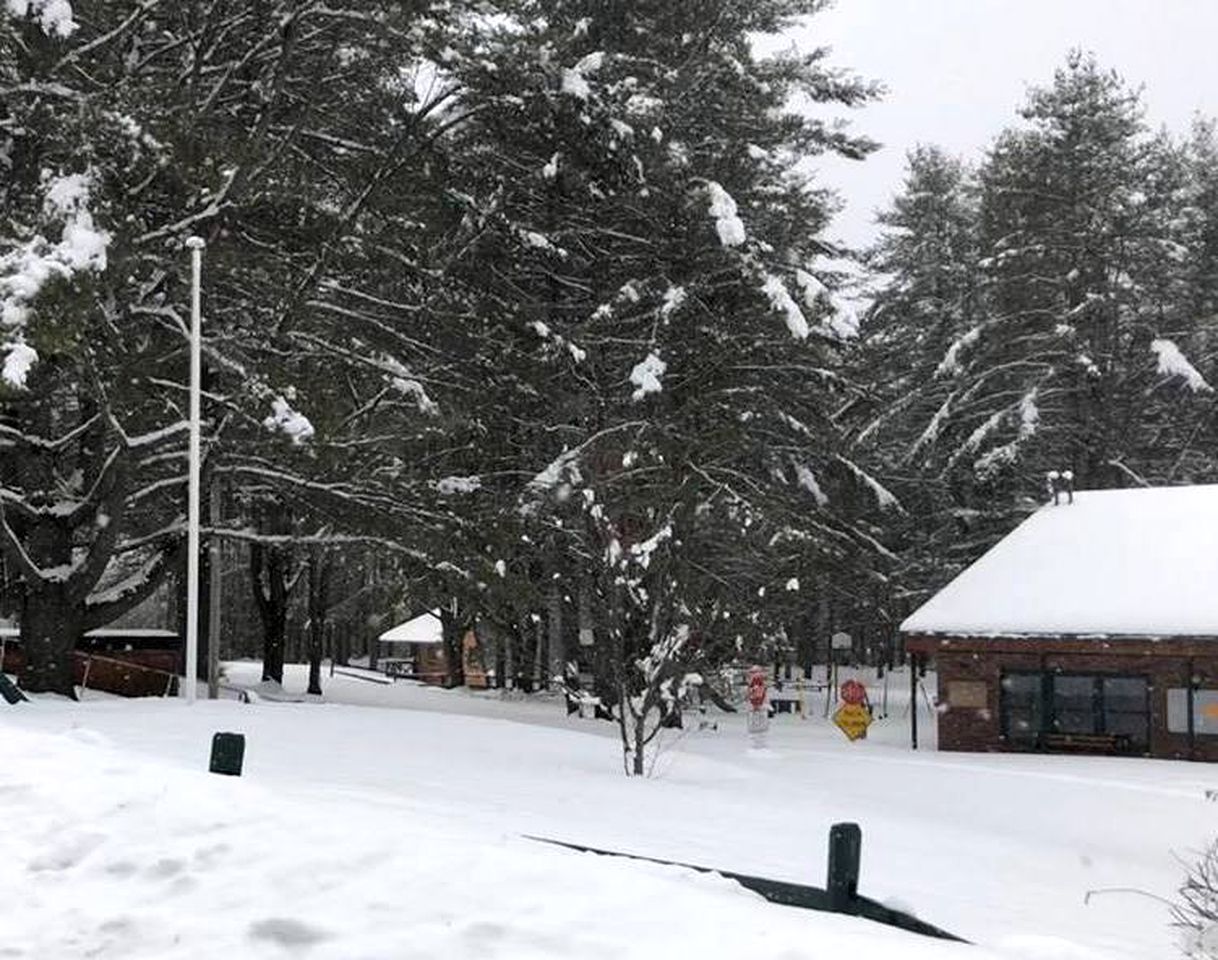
[
  {"xmin": 827, "ymin": 822, "xmax": 862, "ymax": 913},
  {"xmin": 1187, "ymin": 658, "xmax": 1196, "ymax": 761},
  {"xmin": 910, "ymin": 654, "xmax": 918, "ymax": 750},
  {"xmin": 209, "ymin": 732, "xmax": 245, "ymax": 776}
]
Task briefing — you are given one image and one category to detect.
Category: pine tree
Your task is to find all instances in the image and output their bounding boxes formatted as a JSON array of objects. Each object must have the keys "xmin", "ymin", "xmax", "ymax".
[
  {"xmin": 855, "ymin": 146, "xmax": 981, "ymax": 588},
  {"xmin": 900, "ymin": 53, "xmax": 1212, "ymax": 557},
  {"xmin": 438, "ymin": 0, "xmax": 890, "ymax": 772}
]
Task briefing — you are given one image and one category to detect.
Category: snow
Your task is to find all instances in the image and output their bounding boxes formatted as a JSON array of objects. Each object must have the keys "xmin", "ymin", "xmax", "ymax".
[
  {"xmin": 629, "ymin": 522, "xmax": 672, "ymax": 568},
  {"xmin": 837, "ymin": 455, "xmax": 901, "ymax": 511},
  {"xmin": 262, "ymin": 396, "xmax": 315, "ymax": 444},
  {"xmin": 902, "ymin": 484, "xmax": 1218, "ymax": 637},
  {"xmin": 0, "ymin": 173, "xmax": 110, "ymax": 386},
  {"xmin": 436, "ymin": 475, "xmax": 482, "ymax": 495},
  {"xmin": 761, "ymin": 273, "xmax": 811, "ymax": 339},
  {"xmin": 936, "ymin": 326, "xmax": 982, "ymax": 378},
  {"xmin": 795, "ymin": 267, "xmax": 827, "ymax": 308},
  {"xmin": 794, "ymin": 462, "xmax": 830, "ymax": 506},
  {"xmin": 705, "ymin": 181, "xmax": 746, "ymax": 247},
  {"xmin": 0, "ymin": 662, "xmax": 1205, "ymax": 960},
  {"xmin": 2, "ymin": 340, "xmax": 37, "ymax": 389},
  {"xmin": 5, "ymin": 0, "xmax": 77, "ymax": 37},
  {"xmin": 560, "ymin": 68, "xmax": 591, "ymax": 99},
  {"xmin": 659, "ymin": 284, "xmax": 686, "ymax": 319},
  {"xmin": 1, "ymin": 626, "xmax": 179, "ymax": 640},
  {"xmin": 377, "ymin": 609, "xmax": 443, "ymax": 644},
  {"xmin": 1151, "ymin": 338, "xmax": 1212, "ymax": 393},
  {"xmin": 629, "ymin": 351, "xmax": 666, "ymax": 401},
  {"xmin": 391, "ymin": 376, "xmax": 439, "ymax": 414},
  {"xmin": 560, "ymin": 53, "xmax": 604, "ymax": 102}
]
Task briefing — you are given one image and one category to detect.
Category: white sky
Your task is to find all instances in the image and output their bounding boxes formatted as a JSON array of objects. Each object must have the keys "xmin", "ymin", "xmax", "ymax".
[{"xmin": 779, "ymin": 0, "xmax": 1218, "ymax": 248}]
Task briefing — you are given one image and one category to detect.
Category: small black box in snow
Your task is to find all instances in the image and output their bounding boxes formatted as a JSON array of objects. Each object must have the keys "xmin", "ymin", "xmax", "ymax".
[{"xmin": 209, "ymin": 731, "xmax": 245, "ymax": 776}]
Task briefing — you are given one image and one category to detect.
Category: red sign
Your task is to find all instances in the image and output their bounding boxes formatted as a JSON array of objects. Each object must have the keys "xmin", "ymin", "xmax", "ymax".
[
  {"xmin": 840, "ymin": 679, "xmax": 868, "ymax": 706},
  {"xmin": 747, "ymin": 667, "xmax": 768, "ymax": 710}
]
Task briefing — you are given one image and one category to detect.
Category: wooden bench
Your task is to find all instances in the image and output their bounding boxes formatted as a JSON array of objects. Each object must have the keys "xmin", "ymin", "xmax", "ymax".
[{"xmin": 1041, "ymin": 732, "xmax": 1130, "ymax": 754}]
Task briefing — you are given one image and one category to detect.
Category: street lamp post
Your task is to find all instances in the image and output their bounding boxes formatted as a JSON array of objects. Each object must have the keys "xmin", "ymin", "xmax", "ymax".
[{"xmin": 184, "ymin": 236, "xmax": 205, "ymax": 704}]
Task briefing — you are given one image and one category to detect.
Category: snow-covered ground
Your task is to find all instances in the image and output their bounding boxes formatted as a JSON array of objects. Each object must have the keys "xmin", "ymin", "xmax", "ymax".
[{"xmin": 3, "ymin": 663, "xmax": 1212, "ymax": 959}]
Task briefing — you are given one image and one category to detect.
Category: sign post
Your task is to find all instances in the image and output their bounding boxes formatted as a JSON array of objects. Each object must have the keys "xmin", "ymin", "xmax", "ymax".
[
  {"xmin": 833, "ymin": 678, "xmax": 873, "ymax": 741},
  {"xmin": 746, "ymin": 665, "xmax": 770, "ymax": 747}
]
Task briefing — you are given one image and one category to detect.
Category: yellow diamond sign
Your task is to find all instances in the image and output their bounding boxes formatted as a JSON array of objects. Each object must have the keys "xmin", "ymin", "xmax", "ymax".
[{"xmin": 833, "ymin": 703, "xmax": 873, "ymax": 741}]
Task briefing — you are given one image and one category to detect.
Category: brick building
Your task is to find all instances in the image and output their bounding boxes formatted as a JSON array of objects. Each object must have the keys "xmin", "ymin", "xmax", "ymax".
[{"xmin": 902, "ymin": 484, "xmax": 1218, "ymax": 761}]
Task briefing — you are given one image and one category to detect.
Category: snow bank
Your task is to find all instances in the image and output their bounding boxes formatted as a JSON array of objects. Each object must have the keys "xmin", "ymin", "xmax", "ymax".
[
  {"xmin": 2, "ymin": 665, "xmax": 1201, "ymax": 959},
  {"xmin": 1, "ymin": 719, "xmax": 983, "ymax": 960}
]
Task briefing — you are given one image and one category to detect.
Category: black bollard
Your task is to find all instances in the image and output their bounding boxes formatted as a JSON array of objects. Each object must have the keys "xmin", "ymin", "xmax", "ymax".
[
  {"xmin": 826, "ymin": 822, "xmax": 862, "ymax": 913},
  {"xmin": 209, "ymin": 732, "xmax": 245, "ymax": 776}
]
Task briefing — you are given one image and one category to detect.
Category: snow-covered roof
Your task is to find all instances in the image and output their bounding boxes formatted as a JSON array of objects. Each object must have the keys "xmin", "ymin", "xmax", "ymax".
[
  {"xmin": 901, "ymin": 485, "xmax": 1218, "ymax": 638},
  {"xmin": 0, "ymin": 625, "xmax": 177, "ymax": 639},
  {"xmin": 378, "ymin": 610, "xmax": 444, "ymax": 645}
]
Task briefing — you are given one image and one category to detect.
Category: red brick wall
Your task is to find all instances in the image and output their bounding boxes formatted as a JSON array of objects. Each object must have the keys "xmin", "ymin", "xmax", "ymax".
[{"xmin": 931, "ymin": 648, "xmax": 1218, "ymax": 761}]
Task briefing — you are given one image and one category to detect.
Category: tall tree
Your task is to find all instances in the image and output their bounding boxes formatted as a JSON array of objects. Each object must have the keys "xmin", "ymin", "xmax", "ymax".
[
  {"xmin": 437, "ymin": 0, "xmax": 890, "ymax": 773},
  {"xmin": 885, "ymin": 54, "xmax": 1213, "ymax": 564},
  {"xmin": 0, "ymin": 0, "xmax": 484, "ymax": 694},
  {"xmin": 855, "ymin": 146, "xmax": 982, "ymax": 587}
]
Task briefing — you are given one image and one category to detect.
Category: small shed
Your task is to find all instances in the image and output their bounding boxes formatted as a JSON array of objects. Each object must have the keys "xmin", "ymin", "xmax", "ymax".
[
  {"xmin": 902, "ymin": 484, "xmax": 1218, "ymax": 760},
  {"xmin": 0, "ymin": 623, "xmax": 181, "ymax": 697},
  {"xmin": 377, "ymin": 610, "xmax": 448, "ymax": 683}
]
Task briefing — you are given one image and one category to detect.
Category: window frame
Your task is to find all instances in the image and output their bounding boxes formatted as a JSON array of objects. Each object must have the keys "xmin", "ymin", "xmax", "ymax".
[{"xmin": 998, "ymin": 669, "xmax": 1150, "ymax": 751}]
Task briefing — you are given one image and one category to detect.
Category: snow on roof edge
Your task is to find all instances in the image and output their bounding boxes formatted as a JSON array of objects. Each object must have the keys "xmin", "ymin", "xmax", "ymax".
[{"xmin": 900, "ymin": 484, "xmax": 1218, "ymax": 638}]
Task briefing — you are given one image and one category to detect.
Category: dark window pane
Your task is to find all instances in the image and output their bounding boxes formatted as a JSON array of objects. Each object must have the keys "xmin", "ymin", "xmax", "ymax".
[
  {"xmin": 1005, "ymin": 709, "xmax": 1040, "ymax": 741},
  {"xmin": 1002, "ymin": 674, "xmax": 1040, "ymax": 704},
  {"xmin": 1053, "ymin": 710, "xmax": 1095, "ymax": 734},
  {"xmin": 1103, "ymin": 676, "xmax": 1147, "ymax": 713},
  {"xmin": 1104, "ymin": 711, "xmax": 1148, "ymax": 745},
  {"xmin": 1001, "ymin": 673, "xmax": 1043, "ymax": 741}
]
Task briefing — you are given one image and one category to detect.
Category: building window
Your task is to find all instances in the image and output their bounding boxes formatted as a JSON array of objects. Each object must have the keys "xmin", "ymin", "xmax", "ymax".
[
  {"xmin": 1000, "ymin": 672, "xmax": 1043, "ymax": 744},
  {"xmin": 1000, "ymin": 671, "xmax": 1149, "ymax": 750},
  {"xmin": 1052, "ymin": 675, "xmax": 1096, "ymax": 736},
  {"xmin": 1102, "ymin": 676, "xmax": 1149, "ymax": 745}
]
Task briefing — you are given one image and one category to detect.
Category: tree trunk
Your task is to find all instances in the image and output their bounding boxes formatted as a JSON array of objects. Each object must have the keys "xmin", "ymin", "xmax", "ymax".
[
  {"xmin": 262, "ymin": 617, "xmax": 286, "ymax": 684},
  {"xmin": 438, "ymin": 605, "xmax": 465, "ymax": 688},
  {"xmin": 632, "ymin": 719, "xmax": 646, "ymax": 776},
  {"xmin": 547, "ymin": 582, "xmax": 564, "ymax": 690},
  {"xmin": 306, "ymin": 549, "xmax": 330, "ymax": 696},
  {"xmin": 19, "ymin": 586, "xmax": 79, "ymax": 698},
  {"xmin": 250, "ymin": 541, "xmax": 290, "ymax": 684}
]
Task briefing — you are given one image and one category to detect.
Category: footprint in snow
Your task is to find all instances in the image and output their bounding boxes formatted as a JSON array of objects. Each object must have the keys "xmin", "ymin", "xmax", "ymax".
[
  {"xmin": 28, "ymin": 831, "xmax": 106, "ymax": 872},
  {"xmin": 248, "ymin": 918, "xmax": 331, "ymax": 949}
]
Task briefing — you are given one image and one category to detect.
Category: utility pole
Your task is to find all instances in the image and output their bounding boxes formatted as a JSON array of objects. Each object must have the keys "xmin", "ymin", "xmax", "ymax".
[{"xmin": 184, "ymin": 236, "xmax": 205, "ymax": 703}]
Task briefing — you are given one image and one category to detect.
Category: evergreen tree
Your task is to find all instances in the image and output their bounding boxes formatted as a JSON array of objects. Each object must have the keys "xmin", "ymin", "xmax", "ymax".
[
  {"xmin": 855, "ymin": 146, "xmax": 982, "ymax": 587},
  {"xmin": 438, "ymin": 0, "xmax": 888, "ymax": 772},
  {"xmin": 887, "ymin": 54, "xmax": 1213, "ymax": 567}
]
